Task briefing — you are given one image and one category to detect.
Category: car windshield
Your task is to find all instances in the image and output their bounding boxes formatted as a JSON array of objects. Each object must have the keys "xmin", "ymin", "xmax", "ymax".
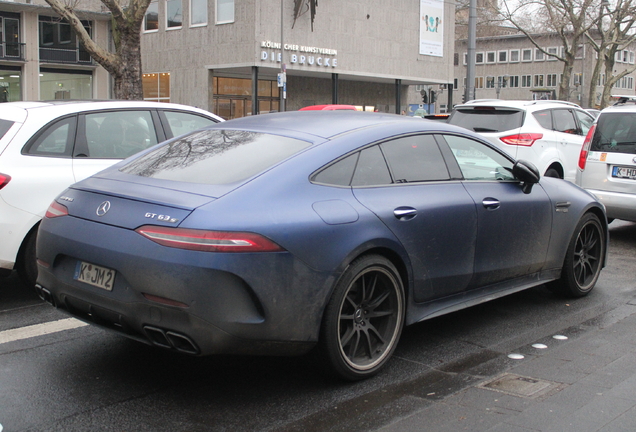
[
  {"xmin": 592, "ymin": 112, "xmax": 636, "ymax": 154},
  {"xmin": 120, "ymin": 129, "xmax": 312, "ymax": 185},
  {"xmin": 449, "ymin": 108, "xmax": 524, "ymax": 133}
]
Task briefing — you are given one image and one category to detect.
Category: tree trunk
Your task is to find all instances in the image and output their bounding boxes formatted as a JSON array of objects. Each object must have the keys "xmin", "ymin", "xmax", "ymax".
[{"xmin": 112, "ymin": 29, "xmax": 144, "ymax": 100}]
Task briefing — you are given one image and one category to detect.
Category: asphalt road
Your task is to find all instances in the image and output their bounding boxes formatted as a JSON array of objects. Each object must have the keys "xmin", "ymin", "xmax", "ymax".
[{"xmin": 0, "ymin": 220, "xmax": 635, "ymax": 432}]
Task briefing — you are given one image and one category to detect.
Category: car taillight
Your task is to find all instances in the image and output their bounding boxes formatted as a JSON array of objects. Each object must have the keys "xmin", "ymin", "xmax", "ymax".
[
  {"xmin": 499, "ymin": 133, "xmax": 543, "ymax": 146},
  {"xmin": 0, "ymin": 173, "xmax": 10, "ymax": 190},
  {"xmin": 45, "ymin": 201, "xmax": 69, "ymax": 218},
  {"xmin": 579, "ymin": 124, "xmax": 596, "ymax": 171},
  {"xmin": 135, "ymin": 225, "xmax": 285, "ymax": 253}
]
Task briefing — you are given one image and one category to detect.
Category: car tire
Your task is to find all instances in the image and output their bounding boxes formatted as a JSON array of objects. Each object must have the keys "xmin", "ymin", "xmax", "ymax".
[
  {"xmin": 547, "ymin": 213, "xmax": 605, "ymax": 297},
  {"xmin": 319, "ymin": 255, "xmax": 405, "ymax": 381},
  {"xmin": 16, "ymin": 227, "xmax": 38, "ymax": 289},
  {"xmin": 544, "ymin": 167, "xmax": 561, "ymax": 178}
]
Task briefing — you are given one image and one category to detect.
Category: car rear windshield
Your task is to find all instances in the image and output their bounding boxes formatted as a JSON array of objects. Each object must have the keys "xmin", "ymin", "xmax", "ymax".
[
  {"xmin": 120, "ymin": 129, "xmax": 312, "ymax": 185},
  {"xmin": 592, "ymin": 112, "xmax": 636, "ymax": 154},
  {"xmin": 449, "ymin": 108, "xmax": 524, "ymax": 133}
]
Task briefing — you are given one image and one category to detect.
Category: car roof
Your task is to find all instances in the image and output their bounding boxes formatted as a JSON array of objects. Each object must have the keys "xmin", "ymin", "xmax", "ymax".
[
  {"xmin": 457, "ymin": 99, "xmax": 581, "ymax": 110},
  {"xmin": 210, "ymin": 110, "xmax": 469, "ymax": 140},
  {"xmin": 0, "ymin": 100, "xmax": 221, "ymax": 123}
]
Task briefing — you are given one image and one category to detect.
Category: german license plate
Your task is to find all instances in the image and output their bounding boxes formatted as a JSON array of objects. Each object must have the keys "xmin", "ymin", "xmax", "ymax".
[
  {"xmin": 74, "ymin": 261, "xmax": 115, "ymax": 291},
  {"xmin": 612, "ymin": 166, "xmax": 636, "ymax": 180}
]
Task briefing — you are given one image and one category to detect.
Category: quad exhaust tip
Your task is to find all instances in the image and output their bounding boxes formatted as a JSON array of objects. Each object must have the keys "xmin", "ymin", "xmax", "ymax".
[{"xmin": 143, "ymin": 325, "xmax": 200, "ymax": 355}]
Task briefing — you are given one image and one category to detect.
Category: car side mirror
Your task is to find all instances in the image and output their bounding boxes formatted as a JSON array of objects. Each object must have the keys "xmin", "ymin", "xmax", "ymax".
[{"xmin": 512, "ymin": 160, "xmax": 540, "ymax": 194}]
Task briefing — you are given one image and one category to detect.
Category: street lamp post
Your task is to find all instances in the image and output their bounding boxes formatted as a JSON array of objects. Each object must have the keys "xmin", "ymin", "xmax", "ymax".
[{"xmin": 279, "ymin": 0, "xmax": 286, "ymax": 112}]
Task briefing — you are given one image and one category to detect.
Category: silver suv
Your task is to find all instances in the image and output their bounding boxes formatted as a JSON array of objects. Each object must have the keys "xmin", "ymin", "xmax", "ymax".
[
  {"xmin": 576, "ymin": 96, "xmax": 636, "ymax": 222},
  {"xmin": 448, "ymin": 100, "xmax": 595, "ymax": 181}
]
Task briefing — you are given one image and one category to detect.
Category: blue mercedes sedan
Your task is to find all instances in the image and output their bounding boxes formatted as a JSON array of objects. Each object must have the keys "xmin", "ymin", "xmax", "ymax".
[{"xmin": 36, "ymin": 111, "xmax": 607, "ymax": 380}]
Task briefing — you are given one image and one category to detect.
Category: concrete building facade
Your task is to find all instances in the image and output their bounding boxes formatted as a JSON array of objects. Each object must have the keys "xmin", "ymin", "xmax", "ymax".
[
  {"xmin": 0, "ymin": 0, "xmax": 111, "ymax": 101},
  {"xmin": 140, "ymin": 0, "xmax": 456, "ymax": 118},
  {"xmin": 454, "ymin": 33, "xmax": 636, "ymax": 109}
]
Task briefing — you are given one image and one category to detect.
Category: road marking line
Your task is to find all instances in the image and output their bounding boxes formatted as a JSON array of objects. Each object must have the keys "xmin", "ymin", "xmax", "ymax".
[{"xmin": 0, "ymin": 318, "xmax": 88, "ymax": 345}]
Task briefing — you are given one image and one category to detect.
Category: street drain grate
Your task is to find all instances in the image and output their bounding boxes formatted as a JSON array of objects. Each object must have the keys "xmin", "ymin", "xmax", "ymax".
[{"xmin": 478, "ymin": 373, "xmax": 562, "ymax": 399}]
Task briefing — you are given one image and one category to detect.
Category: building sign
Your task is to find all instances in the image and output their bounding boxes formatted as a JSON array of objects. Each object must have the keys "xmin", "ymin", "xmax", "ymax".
[
  {"xmin": 419, "ymin": 0, "xmax": 444, "ymax": 57},
  {"xmin": 260, "ymin": 41, "xmax": 338, "ymax": 68}
]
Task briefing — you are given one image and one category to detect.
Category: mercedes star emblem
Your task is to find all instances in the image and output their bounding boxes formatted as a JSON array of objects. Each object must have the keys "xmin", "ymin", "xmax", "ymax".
[{"xmin": 96, "ymin": 201, "xmax": 111, "ymax": 216}]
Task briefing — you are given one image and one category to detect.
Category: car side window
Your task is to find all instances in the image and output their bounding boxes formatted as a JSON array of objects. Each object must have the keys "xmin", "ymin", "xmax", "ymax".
[
  {"xmin": 552, "ymin": 109, "xmax": 578, "ymax": 135},
  {"xmin": 442, "ymin": 135, "xmax": 515, "ymax": 181},
  {"xmin": 533, "ymin": 109, "xmax": 553, "ymax": 130},
  {"xmin": 84, "ymin": 111, "xmax": 159, "ymax": 159},
  {"xmin": 23, "ymin": 116, "xmax": 76, "ymax": 157},
  {"xmin": 574, "ymin": 110, "xmax": 594, "ymax": 136},
  {"xmin": 312, "ymin": 153, "xmax": 358, "ymax": 186},
  {"xmin": 379, "ymin": 135, "xmax": 449, "ymax": 182},
  {"xmin": 351, "ymin": 145, "xmax": 392, "ymax": 186},
  {"xmin": 162, "ymin": 111, "xmax": 218, "ymax": 138}
]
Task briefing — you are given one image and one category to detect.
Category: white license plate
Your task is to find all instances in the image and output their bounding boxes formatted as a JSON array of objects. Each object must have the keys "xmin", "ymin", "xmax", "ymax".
[
  {"xmin": 74, "ymin": 261, "xmax": 115, "ymax": 291},
  {"xmin": 612, "ymin": 166, "xmax": 636, "ymax": 180}
]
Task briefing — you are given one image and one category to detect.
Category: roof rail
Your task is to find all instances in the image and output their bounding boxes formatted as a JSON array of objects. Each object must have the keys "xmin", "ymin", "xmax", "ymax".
[
  {"xmin": 529, "ymin": 100, "xmax": 580, "ymax": 107},
  {"xmin": 462, "ymin": 99, "xmax": 501, "ymax": 104}
]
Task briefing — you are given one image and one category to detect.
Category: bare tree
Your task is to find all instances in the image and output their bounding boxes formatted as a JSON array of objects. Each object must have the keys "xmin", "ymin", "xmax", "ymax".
[
  {"xmin": 585, "ymin": 0, "xmax": 636, "ymax": 108},
  {"xmin": 44, "ymin": 0, "xmax": 153, "ymax": 100},
  {"xmin": 501, "ymin": 0, "xmax": 599, "ymax": 102}
]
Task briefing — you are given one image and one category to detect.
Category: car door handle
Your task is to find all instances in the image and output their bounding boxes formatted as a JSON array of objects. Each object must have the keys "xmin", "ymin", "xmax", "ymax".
[
  {"xmin": 394, "ymin": 207, "xmax": 417, "ymax": 221},
  {"xmin": 482, "ymin": 198, "xmax": 500, "ymax": 210}
]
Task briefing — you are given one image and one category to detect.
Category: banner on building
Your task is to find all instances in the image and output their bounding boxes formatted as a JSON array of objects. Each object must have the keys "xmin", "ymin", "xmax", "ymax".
[{"xmin": 419, "ymin": 0, "xmax": 444, "ymax": 57}]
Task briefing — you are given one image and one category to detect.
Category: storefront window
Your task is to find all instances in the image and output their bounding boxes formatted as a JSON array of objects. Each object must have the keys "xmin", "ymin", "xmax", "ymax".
[
  {"xmin": 212, "ymin": 77, "xmax": 279, "ymax": 119},
  {"xmin": 0, "ymin": 68, "xmax": 21, "ymax": 102},
  {"xmin": 143, "ymin": 72, "xmax": 170, "ymax": 102},
  {"xmin": 39, "ymin": 69, "xmax": 92, "ymax": 100}
]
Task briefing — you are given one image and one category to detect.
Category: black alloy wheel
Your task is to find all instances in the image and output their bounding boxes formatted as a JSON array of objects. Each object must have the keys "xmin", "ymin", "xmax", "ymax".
[
  {"xmin": 548, "ymin": 213, "xmax": 605, "ymax": 297},
  {"xmin": 320, "ymin": 255, "xmax": 405, "ymax": 381}
]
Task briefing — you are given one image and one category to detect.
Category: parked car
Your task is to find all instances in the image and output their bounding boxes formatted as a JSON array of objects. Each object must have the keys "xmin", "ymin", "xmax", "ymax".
[
  {"xmin": 36, "ymin": 111, "xmax": 607, "ymax": 380},
  {"xmin": 299, "ymin": 104, "xmax": 357, "ymax": 111},
  {"xmin": 0, "ymin": 100, "xmax": 222, "ymax": 288},
  {"xmin": 448, "ymin": 100, "xmax": 595, "ymax": 182},
  {"xmin": 576, "ymin": 96, "xmax": 636, "ymax": 222}
]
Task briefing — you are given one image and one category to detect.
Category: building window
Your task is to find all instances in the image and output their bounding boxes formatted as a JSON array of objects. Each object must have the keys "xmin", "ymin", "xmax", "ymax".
[
  {"xmin": 497, "ymin": 76, "xmax": 508, "ymax": 87},
  {"xmin": 534, "ymin": 74, "xmax": 544, "ymax": 87},
  {"xmin": 463, "ymin": 52, "xmax": 467, "ymax": 65},
  {"xmin": 191, "ymin": 0, "xmax": 208, "ymax": 26},
  {"xmin": 576, "ymin": 45, "xmax": 585, "ymax": 59},
  {"xmin": 573, "ymin": 73, "xmax": 583, "ymax": 87},
  {"xmin": 535, "ymin": 48, "xmax": 545, "ymax": 61},
  {"xmin": 486, "ymin": 51, "xmax": 496, "ymax": 63},
  {"xmin": 454, "ymin": 52, "xmax": 459, "ymax": 66},
  {"xmin": 475, "ymin": 76, "xmax": 484, "ymax": 88},
  {"xmin": 475, "ymin": 52, "xmax": 484, "ymax": 64},
  {"xmin": 522, "ymin": 49, "xmax": 532, "ymax": 62},
  {"xmin": 166, "ymin": 0, "xmax": 182, "ymax": 29},
  {"xmin": 547, "ymin": 74, "xmax": 557, "ymax": 87},
  {"xmin": 40, "ymin": 68, "xmax": 92, "ymax": 100},
  {"xmin": 509, "ymin": 49, "xmax": 520, "ymax": 62},
  {"xmin": 143, "ymin": 72, "xmax": 170, "ymax": 102},
  {"xmin": 0, "ymin": 66, "xmax": 21, "ymax": 102},
  {"xmin": 58, "ymin": 23, "xmax": 72, "ymax": 44},
  {"xmin": 547, "ymin": 47, "xmax": 558, "ymax": 61},
  {"xmin": 454, "ymin": 78, "xmax": 458, "ymax": 89},
  {"xmin": 39, "ymin": 16, "xmax": 92, "ymax": 64},
  {"xmin": 145, "ymin": 1, "xmax": 159, "ymax": 31},
  {"xmin": 630, "ymin": 51, "xmax": 635, "ymax": 64},
  {"xmin": 498, "ymin": 50, "xmax": 507, "ymax": 62},
  {"xmin": 521, "ymin": 75, "xmax": 531, "ymax": 87},
  {"xmin": 486, "ymin": 76, "xmax": 495, "ymax": 88},
  {"xmin": 216, "ymin": 0, "xmax": 234, "ymax": 24},
  {"xmin": 509, "ymin": 75, "xmax": 519, "ymax": 88}
]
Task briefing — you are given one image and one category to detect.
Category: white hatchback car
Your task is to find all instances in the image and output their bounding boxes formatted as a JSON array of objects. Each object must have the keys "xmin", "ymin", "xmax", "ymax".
[
  {"xmin": 448, "ymin": 100, "xmax": 595, "ymax": 182},
  {"xmin": 576, "ymin": 96, "xmax": 636, "ymax": 222},
  {"xmin": 0, "ymin": 100, "xmax": 222, "ymax": 287}
]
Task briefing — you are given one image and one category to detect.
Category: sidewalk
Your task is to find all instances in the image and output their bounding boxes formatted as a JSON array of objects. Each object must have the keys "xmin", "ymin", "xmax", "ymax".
[{"xmin": 377, "ymin": 302, "xmax": 636, "ymax": 432}]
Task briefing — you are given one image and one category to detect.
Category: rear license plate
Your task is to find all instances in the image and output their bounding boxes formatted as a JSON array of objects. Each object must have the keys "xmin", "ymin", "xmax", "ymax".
[
  {"xmin": 612, "ymin": 166, "xmax": 636, "ymax": 180},
  {"xmin": 74, "ymin": 261, "xmax": 115, "ymax": 291}
]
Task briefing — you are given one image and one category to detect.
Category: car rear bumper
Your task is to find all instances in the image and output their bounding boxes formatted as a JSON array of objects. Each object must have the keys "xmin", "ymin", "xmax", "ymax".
[
  {"xmin": 36, "ymin": 215, "xmax": 334, "ymax": 356},
  {"xmin": 584, "ymin": 188, "xmax": 636, "ymax": 222}
]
